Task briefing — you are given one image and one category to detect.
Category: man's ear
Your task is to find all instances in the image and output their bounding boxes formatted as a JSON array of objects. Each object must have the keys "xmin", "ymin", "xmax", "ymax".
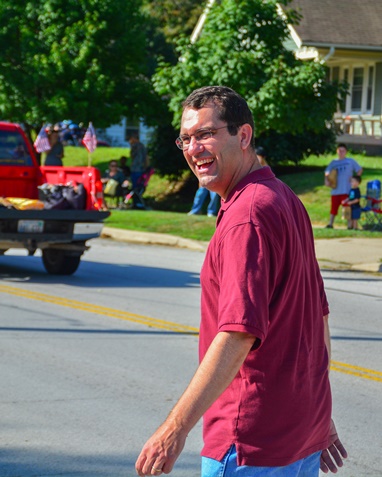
[{"xmin": 239, "ymin": 124, "xmax": 253, "ymax": 150}]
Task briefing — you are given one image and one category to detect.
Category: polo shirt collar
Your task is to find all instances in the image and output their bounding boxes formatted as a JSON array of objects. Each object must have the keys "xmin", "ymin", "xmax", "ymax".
[{"xmin": 219, "ymin": 166, "xmax": 275, "ymax": 217}]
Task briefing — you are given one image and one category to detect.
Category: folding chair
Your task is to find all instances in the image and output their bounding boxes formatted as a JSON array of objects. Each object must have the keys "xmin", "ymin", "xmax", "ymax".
[
  {"xmin": 123, "ymin": 167, "xmax": 154, "ymax": 210},
  {"xmin": 361, "ymin": 180, "xmax": 382, "ymax": 231}
]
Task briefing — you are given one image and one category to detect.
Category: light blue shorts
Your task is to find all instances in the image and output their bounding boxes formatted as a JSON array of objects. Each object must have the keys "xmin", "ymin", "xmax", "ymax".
[{"xmin": 201, "ymin": 445, "xmax": 321, "ymax": 477}]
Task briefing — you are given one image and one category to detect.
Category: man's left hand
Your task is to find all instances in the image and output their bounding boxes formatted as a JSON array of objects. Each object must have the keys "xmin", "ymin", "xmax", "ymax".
[{"xmin": 320, "ymin": 419, "xmax": 348, "ymax": 473}]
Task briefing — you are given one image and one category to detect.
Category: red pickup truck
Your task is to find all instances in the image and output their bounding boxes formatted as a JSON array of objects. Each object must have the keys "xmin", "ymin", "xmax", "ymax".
[{"xmin": 0, "ymin": 122, "xmax": 110, "ymax": 274}]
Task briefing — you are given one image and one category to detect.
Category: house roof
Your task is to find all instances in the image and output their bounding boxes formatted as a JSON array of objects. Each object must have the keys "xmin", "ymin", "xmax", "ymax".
[{"xmin": 287, "ymin": 0, "xmax": 382, "ymax": 49}]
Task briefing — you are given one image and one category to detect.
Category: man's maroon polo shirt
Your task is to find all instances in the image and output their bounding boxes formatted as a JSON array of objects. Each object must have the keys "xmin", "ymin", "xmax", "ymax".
[{"xmin": 199, "ymin": 167, "xmax": 331, "ymax": 466}]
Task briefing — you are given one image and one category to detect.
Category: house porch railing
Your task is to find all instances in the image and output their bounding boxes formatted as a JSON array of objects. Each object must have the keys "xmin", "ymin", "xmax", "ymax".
[{"xmin": 333, "ymin": 114, "xmax": 382, "ymax": 139}]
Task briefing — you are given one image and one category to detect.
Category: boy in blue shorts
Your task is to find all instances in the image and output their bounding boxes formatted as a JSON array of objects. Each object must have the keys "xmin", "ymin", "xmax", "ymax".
[{"xmin": 342, "ymin": 175, "xmax": 362, "ymax": 230}]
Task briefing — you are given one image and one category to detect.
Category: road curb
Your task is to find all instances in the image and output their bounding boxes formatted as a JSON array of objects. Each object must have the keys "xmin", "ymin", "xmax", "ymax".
[
  {"xmin": 102, "ymin": 227, "xmax": 208, "ymax": 252},
  {"xmin": 317, "ymin": 259, "xmax": 382, "ymax": 274}
]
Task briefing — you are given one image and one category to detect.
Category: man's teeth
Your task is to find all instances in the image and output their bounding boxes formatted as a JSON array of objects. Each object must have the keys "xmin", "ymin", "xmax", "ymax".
[{"xmin": 196, "ymin": 158, "xmax": 213, "ymax": 166}]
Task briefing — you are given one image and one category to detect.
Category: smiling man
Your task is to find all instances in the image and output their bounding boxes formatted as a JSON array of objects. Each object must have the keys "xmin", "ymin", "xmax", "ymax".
[{"xmin": 135, "ymin": 86, "xmax": 347, "ymax": 477}]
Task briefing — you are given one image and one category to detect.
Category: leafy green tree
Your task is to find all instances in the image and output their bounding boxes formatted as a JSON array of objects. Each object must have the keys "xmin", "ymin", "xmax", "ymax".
[
  {"xmin": 141, "ymin": 0, "xmax": 206, "ymax": 178},
  {"xmin": 152, "ymin": 0, "xmax": 347, "ymax": 169},
  {"xmin": 143, "ymin": 0, "xmax": 204, "ymax": 43},
  {"xmin": 0, "ymin": 0, "xmax": 159, "ymax": 141}
]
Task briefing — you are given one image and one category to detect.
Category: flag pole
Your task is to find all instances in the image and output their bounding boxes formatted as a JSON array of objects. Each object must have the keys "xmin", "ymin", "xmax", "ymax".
[{"xmin": 88, "ymin": 152, "xmax": 91, "ymax": 167}]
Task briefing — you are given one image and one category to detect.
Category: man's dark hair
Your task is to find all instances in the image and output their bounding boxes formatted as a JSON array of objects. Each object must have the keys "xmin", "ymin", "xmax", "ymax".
[
  {"xmin": 337, "ymin": 143, "xmax": 347, "ymax": 150},
  {"xmin": 182, "ymin": 86, "xmax": 256, "ymax": 148}
]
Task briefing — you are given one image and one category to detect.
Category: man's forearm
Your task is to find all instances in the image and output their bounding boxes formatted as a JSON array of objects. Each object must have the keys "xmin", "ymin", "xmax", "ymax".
[{"xmin": 135, "ymin": 331, "xmax": 256, "ymax": 476}]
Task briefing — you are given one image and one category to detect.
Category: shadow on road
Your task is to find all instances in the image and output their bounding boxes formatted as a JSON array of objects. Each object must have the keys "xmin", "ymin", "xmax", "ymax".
[
  {"xmin": 0, "ymin": 255, "xmax": 200, "ymax": 288},
  {"xmin": 0, "ymin": 326, "xmax": 198, "ymax": 336},
  {"xmin": 331, "ymin": 335, "xmax": 382, "ymax": 341},
  {"xmin": 0, "ymin": 448, "xmax": 200, "ymax": 477}
]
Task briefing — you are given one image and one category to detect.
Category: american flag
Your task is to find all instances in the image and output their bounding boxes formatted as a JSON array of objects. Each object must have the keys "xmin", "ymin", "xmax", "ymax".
[
  {"xmin": 82, "ymin": 122, "xmax": 97, "ymax": 153},
  {"xmin": 33, "ymin": 125, "xmax": 51, "ymax": 153}
]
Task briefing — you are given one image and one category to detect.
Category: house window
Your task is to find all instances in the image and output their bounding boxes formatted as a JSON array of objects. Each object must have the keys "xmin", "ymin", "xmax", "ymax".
[
  {"xmin": 329, "ymin": 65, "xmax": 375, "ymax": 115},
  {"xmin": 351, "ymin": 68, "xmax": 363, "ymax": 111},
  {"xmin": 367, "ymin": 66, "xmax": 374, "ymax": 111}
]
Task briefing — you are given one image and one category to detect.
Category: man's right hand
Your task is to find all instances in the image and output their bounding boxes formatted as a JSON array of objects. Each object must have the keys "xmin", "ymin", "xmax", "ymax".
[{"xmin": 135, "ymin": 421, "xmax": 187, "ymax": 476}]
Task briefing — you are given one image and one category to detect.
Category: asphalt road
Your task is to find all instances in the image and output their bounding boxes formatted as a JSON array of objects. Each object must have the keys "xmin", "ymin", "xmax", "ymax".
[{"xmin": 0, "ymin": 239, "xmax": 381, "ymax": 477}]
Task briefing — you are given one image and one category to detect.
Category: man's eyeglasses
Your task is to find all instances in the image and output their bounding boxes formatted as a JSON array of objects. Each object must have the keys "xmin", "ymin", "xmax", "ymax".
[{"xmin": 175, "ymin": 125, "xmax": 229, "ymax": 150}]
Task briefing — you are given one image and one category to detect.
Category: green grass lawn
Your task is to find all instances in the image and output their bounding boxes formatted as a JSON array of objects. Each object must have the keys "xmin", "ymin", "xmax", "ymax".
[
  {"xmin": 56, "ymin": 146, "xmax": 130, "ymax": 171},
  {"xmin": 63, "ymin": 146, "xmax": 382, "ymax": 241},
  {"xmin": 105, "ymin": 209, "xmax": 217, "ymax": 242}
]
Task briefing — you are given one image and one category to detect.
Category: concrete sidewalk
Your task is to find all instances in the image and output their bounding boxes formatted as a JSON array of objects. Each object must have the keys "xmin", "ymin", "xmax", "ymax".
[
  {"xmin": 314, "ymin": 237, "xmax": 382, "ymax": 273},
  {"xmin": 102, "ymin": 227, "xmax": 382, "ymax": 274}
]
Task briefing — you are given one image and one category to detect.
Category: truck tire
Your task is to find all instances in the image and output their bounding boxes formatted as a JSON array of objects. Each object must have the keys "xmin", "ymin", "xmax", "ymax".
[{"xmin": 42, "ymin": 249, "xmax": 81, "ymax": 275}]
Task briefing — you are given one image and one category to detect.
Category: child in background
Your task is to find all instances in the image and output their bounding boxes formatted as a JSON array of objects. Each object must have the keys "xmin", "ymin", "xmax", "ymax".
[{"xmin": 343, "ymin": 175, "xmax": 362, "ymax": 230}]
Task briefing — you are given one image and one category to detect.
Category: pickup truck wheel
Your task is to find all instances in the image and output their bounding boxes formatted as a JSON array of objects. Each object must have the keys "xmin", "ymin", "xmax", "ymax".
[{"xmin": 42, "ymin": 249, "xmax": 81, "ymax": 275}]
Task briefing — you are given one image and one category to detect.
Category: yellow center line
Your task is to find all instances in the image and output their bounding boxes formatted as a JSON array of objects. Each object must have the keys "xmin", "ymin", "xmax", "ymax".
[
  {"xmin": 331, "ymin": 360, "xmax": 382, "ymax": 383},
  {"xmin": 0, "ymin": 284, "xmax": 199, "ymax": 334},
  {"xmin": 1, "ymin": 284, "xmax": 381, "ymax": 382}
]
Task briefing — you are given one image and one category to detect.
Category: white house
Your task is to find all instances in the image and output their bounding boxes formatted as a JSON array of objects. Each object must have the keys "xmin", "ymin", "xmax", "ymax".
[
  {"xmin": 99, "ymin": 117, "xmax": 153, "ymax": 147},
  {"xmin": 283, "ymin": 0, "xmax": 382, "ymax": 153}
]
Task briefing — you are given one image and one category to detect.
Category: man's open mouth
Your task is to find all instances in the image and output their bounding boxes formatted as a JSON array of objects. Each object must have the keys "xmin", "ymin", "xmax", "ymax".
[{"xmin": 196, "ymin": 158, "xmax": 214, "ymax": 170}]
